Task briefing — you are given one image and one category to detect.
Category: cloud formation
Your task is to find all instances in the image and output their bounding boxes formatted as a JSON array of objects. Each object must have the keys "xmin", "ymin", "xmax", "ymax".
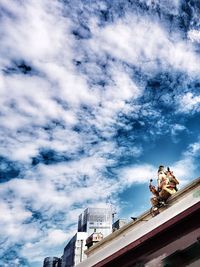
[{"xmin": 0, "ymin": 0, "xmax": 200, "ymax": 266}]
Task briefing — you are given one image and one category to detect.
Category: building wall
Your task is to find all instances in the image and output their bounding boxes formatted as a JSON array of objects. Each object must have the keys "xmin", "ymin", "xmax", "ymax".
[
  {"xmin": 62, "ymin": 235, "xmax": 75, "ymax": 267},
  {"xmin": 150, "ymin": 230, "xmax": 200, "ymax": 267},
  {"xmin": 78, "ymin": 207, "xmax": 112, "ymax": 237},
  {"xmin": 43, "ymin": 257, "xmax": 61, "ymax": 267},
  {"xmin": 73, "ymin": 234, "xmax": 87, "ymax": 266},
  {"xmin": 62, "ymin": 207, "xmax": 113, "ymax": 267},
  {"xmin": 62, "ymin": 232, "xmax": 87, "ymax": 267}
]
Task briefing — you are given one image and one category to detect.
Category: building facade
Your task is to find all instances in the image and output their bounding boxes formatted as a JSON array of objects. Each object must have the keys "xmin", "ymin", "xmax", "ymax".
[
  {"xmin": 78, "ymin": 207, "xmax": 112, "ymax": 237},
  {"xmin": 62, "ymin": 207, "xmax": 113, "ymax": 267},
  {"xmin": 62, "ymin": 232, "xmax": 88, "ymax": 267},
  {"xmin": 43, "ymin": 257, "xmax": 61, "ymax": 267}
]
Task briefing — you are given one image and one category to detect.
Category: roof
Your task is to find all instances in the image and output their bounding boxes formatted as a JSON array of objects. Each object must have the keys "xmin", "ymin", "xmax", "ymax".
[{"xmin": 76, "ymin": 177, "xmax": 200, "ymax": 267}]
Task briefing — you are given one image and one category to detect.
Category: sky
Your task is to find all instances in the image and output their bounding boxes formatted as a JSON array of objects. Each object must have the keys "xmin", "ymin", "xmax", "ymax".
[{"xmin": 0, "ymin": 0, "xmax": 200, "ymax": 266}]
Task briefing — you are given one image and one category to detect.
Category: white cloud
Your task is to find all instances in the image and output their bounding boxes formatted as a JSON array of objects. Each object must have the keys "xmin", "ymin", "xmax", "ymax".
[
  {"xmin": 170, "ymin": 140, "xmax": 200, "ymax": 185},
  {"xmin": 171, "ymin": 158, "xmax": 196, "ymax": 185},
  {"xmin": 2, "ymin": 204, "xmax": 30, "ymax": 223},
  {"xmin": 106, "ymin": 66, "xmax": 142, "ymax": 101},
  {"xmin": 171, "ymin": 124, "xmax": 186, "ymax": 143},
  {"xmin": 177, "ymin": 92, "xmax": 200, "ymax": 113},
  {"xmin": 119, "ymin": 164, "xmax": 156, "ymax": 185},
  {"xmin": 0, "ymin": 0, "xmax": 71, "ymax": 63},
  {"xmin": 171, "ymin": 124, "xmax": 186, "ymax": 135},
  {"xmin": 46, "ymin": 229, "xmax": 68, "ymax": 246},
  {"xmin": 89, "ymin": 15, "xmax": 200, "ymax": 75},
  {"xmin": 184, "ymin": 141, "xmax": 200, "ymax": 157},
  {"xmin": 0, "ymin": 200, "xmax": 40, "ymax": 244},
  {"xmin": 0, "ymin": 155, "xmax": 119, "ymax": 264},
  {"xmin": 0, "ymin": 0, "xmax": 199, "ymax": 266},
  {"xmin": 119, "ymin": 138, "xmax": 200, "ymax": 188},
  {"xmin": 188, "ymin": 29, "xmax": 200, "ymax": 43}
]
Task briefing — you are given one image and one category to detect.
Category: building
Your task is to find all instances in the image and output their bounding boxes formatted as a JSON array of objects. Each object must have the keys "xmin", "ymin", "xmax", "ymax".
[
  {"xmin": 43, "ymin": 257, "xmax": 61, "ymax": 267},
  {"xmin": 78, "ymin": 207, "xmax": 113, "ymax": 237},
  {"xmin": 61, "ymin": 232, "xmax": 88, "ymax": 267},
  {"xmin": 86, "ymin": 231, "xmax": 104, "ymax": 249},
  {"xmin": 76, "ymin": 177, "xmax": 200, "ymax": 267},
  {"xmin": 62, "ymin": 207, "xmax": 113, "ymax": 267}
]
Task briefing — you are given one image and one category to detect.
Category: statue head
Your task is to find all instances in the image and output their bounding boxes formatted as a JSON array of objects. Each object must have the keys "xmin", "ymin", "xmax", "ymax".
[{"xmin": 158, "ymin": 165, "xmax": 165, "ymax": 173}]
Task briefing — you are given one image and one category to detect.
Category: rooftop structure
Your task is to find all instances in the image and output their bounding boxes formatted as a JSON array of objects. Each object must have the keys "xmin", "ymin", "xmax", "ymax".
[
  {"xmin": 78, "ymin": 207, "xmax": 112, "ymax": 237},
  {"xmin": 86, "ymin": 231, "xmax": 104, "ymax": 249},
  {"xmin": 76, "ymin": 177, "xmax": 200, "ymax": 267}
]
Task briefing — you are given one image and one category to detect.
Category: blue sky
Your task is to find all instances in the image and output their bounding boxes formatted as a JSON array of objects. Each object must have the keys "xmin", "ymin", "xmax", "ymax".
[{"xmin": 0, "ymin": 0, "xmax": 200, "ymax": 266}]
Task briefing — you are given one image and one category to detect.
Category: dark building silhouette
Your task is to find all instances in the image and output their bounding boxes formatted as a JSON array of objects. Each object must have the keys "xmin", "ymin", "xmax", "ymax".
[{"xmin": 43, "ymin": 257, "xmax": 61, "ymax": 267}]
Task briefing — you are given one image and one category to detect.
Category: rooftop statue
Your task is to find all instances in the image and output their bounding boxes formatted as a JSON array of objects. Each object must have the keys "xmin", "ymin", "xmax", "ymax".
[{"xmin": 149, "ymin": 165, "xmax": 179, "ymax": 216}]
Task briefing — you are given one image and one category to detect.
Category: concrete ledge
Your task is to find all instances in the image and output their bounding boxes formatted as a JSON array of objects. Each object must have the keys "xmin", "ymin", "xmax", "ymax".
[{"xmin": 85, "ymin": 177, "xmax": 200, "ymax": 257}]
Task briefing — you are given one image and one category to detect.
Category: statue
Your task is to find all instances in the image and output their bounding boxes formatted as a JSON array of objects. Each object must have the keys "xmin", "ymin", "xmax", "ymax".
[{"xmin": 149, "ymin": 165, "xmax": 179, "ymax": 216}]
